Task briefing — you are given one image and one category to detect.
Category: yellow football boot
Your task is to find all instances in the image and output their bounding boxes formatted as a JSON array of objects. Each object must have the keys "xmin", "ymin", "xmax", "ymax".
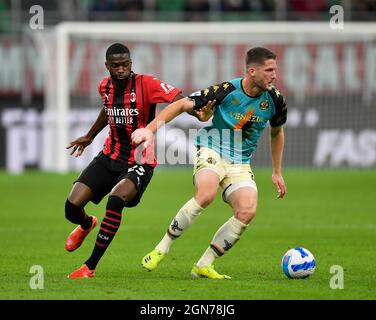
[
  {"xmin": 141, "ymin": 249, "xmax": 166, "ymax": 271},
  {"xmin": 191, "ymin": 265, "xmax": 232, "ymax": 280}
]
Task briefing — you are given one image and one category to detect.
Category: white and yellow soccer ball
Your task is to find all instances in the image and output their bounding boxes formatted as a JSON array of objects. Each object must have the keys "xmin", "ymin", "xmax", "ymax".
[{"xmin": 281, "ymin": 247, "xmax": 316, "ymax": 279}]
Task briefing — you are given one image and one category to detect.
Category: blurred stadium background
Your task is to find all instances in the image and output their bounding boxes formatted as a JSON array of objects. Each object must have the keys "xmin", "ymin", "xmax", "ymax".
[
  {"xmin": 0, "ymin": 0, "xmax": 375, "ymax": 173},
  {"xmin": 1, "ymin": 0, "xmax": 376, "ymax": 301}
]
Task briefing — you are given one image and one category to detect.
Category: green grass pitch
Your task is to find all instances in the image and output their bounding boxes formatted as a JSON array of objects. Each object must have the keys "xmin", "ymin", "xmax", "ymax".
[{"xmin": 0, "ymin": 168, "xmax": 375, "ymax": 300}]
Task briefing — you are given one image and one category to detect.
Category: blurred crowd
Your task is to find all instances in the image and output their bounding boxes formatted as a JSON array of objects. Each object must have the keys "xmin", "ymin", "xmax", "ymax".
[{"xmin": 0, "ymin": 0, "xmax": 375, "ymax": 33}]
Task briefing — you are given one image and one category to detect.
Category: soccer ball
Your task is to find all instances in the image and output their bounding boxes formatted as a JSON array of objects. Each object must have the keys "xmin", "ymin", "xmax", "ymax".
[{"xmin": 281, "ymin": 247, "xmax": 316, "ymax": 279}]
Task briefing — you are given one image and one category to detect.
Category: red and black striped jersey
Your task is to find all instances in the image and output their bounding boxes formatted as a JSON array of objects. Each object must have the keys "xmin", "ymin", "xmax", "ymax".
[{"xmin": 98, "ymin": 73, "xmax": 181, "ymax": 167}]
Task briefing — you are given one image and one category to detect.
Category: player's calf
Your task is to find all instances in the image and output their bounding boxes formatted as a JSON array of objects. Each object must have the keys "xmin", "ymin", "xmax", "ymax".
[
  {"xmin": 65, "ymin": 199, "xmax": 93, "ymax": 228},
  {"xmin": 195, "ymin": 216, "xmax": 248, "ymax": 268}
]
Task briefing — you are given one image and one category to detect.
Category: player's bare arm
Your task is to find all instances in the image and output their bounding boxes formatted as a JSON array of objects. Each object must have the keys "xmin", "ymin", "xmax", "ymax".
[
  {"xmin": 173, "ymin": 92, "xmax": 215, "ymax": 122},
  {"xmin": 270, "ymin": 126, "xmax": 286, "ymax": 199},
  {"xmin": 171, "ymin": 93, "xmax": 216, "ymax": 122},
  {"xmin": 132, "ymin": 98, "xmax": 216, "ymax": 146},
  {"xmin": 131, "ymin": 97, "xmax": 192, "ymax": 146},
  {"xmin": 66, "ymin": 108, "xmax": 108, "ymax": 157}
]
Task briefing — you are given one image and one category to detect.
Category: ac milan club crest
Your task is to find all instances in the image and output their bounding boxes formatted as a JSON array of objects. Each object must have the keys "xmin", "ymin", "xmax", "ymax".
[{"xmin": 130, "ymin": 92, "xmax": 136, "ymax": 103}]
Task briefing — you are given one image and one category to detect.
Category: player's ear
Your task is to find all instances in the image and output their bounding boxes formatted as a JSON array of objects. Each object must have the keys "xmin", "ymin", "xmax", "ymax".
[
  {"xmin": 105, "ymin": 61, "xmax": 109, "ymax": 70},
  {"xmin": 247, "ymin": 65, "xmax": 256, "ymax": 76}
]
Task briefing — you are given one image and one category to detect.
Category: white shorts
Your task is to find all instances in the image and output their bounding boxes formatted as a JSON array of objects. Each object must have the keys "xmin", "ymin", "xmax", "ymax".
[{"xmin": 193, "ymin": 147, "xmax": 257, "ymax": 202}]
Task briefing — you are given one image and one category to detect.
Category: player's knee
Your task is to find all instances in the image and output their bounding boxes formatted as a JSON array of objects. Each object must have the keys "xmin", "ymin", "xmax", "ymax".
[
  {"xmin": 110, "ymin": 185, "xmax": 137, "ymax": 203},
  {"xmin": 110, "ymin": 189, "xmax": 134, "ymax": 203},
  {"xmin": 65, "ymin": 199, "xmax": 83, "ymax": 224},
  {"xmin": 234, "ymin": 205, "xmax": 256, "ymax": 224},
  {"xmin": 195, "ymin": 190, "xmax": 216, "ymax": 208},
  {"xmin": 110, "ymin": 180, "xmax": 137, "ymax": 204}
]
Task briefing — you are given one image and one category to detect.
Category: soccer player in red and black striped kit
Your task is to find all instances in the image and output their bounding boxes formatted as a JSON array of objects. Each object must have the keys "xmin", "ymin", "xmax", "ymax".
[{"xmin": 64, "ymin": 43, "xmax": 213, "ymax": 278}]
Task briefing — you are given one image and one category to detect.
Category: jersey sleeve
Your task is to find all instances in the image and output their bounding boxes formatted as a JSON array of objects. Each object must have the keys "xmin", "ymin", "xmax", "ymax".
[
  {"xmin": 188, "ymin": 82, "xmax": 236, "ymax": 111},
  {"xmin": 269, "ymin": 87, "xmax": 287, "ymax": 127},
  {"xmin": 98, "ymin": 83, "xmax": 102, "ymax": 97},
  {"xmin": 145, "ymin": 76, "xmax": 182, "ymax": 103},
  {"xmin": 98, "ymin": 76, "xmax": 110, "ymax": 97}
]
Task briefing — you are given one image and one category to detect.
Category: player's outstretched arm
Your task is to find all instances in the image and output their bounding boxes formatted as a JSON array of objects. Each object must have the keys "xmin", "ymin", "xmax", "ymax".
[
  {"xmin": 131, "ymin": 97, "xmax": 194, "ymax": 146},
  {"xmin": 270, "ymin": 126, "xmax": 286, "ymax": 199},
  {"xmin": 66, "ymin": 108, "xmax": 107, "ymax": 157}
]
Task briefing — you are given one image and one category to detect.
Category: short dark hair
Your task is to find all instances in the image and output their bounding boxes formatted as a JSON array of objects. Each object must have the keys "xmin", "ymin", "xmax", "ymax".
[
  {"xmin": 246, "ymin": 47, "xmax": 276, "ymax": 66},
  {"xmin": 106, "ymin": 43, "xmax": 130, "ymax": 61}
]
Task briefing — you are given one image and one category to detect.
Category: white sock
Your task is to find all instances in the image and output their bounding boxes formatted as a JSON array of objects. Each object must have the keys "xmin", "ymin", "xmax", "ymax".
[
  {"xmin": 196, "ymin": 247, "xmax": 217, "ymax": 268},
  {"xmin": 156, "ymin": 197, "xmax": 203, "ymax": 254},
  {"xmin": 156, "ymin": 233, "xmax": 173, "ymax": 254},
  {"xmin": 196, "ymin": 216, "xmax": 248, "ymax": 267}
]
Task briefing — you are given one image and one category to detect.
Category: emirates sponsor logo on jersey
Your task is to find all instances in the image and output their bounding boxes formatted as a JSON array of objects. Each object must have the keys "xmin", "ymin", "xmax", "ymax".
[
  {"xmin": 106, "ymin": 106, "xmax": 139, "ymax": 117},
  {"xmin": 106, "ymin": 106, "xmax": 139, "ymax": 124}
]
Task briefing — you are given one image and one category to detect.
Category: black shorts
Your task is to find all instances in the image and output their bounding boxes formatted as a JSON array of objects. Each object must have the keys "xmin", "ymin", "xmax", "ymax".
[{"xmin": 75, "ymin": 152, "xmax": 154, "ymax": 207}]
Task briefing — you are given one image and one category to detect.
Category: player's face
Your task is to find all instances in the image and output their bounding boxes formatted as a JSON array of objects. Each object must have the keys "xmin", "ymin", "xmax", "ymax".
[
  {"xmin": 106, "ymin": 53, "xmax": 132, "ymax": 80},
  {"xmin": 249, "ymin": 59, "xmax": 277, "ymax": 91}
]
